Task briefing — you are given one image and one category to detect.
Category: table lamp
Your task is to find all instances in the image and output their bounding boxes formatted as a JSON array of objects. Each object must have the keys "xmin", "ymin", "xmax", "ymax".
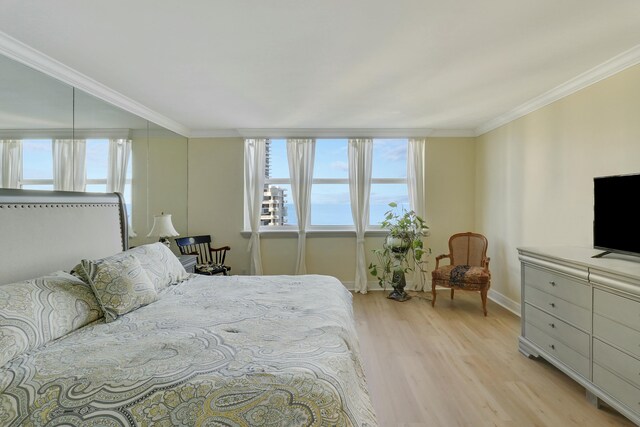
[{"xmin": 147, "ymin": 212, "xmax": 179, "ymax": 248}]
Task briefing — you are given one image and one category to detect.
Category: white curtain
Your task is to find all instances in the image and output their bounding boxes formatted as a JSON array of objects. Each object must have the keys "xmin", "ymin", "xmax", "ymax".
[
  {"xmin": 53, "ymin": 139, "xmax": 86, "ymax": 191},
  {"xmin": 244, "ymin": 138, "xmax": 266, "ymax": 275},
  {"xmin": 107, "ymin": 138, "xmax": 135, "ymax": 237},
  {"xmin": 287, "ymin": 138, "xmax": 315, "ymax": 275},
  {"xmin": 407, "ymin": 138, "xmax": 427, "ymax": 290},
  {"xmin": 0, "ymin": 139, "xmax": 22, "ymax": 189},
  {"xmin": 107, "ymin": 139, "xmax": 131, "ymax": 193},
  {"xmin": 348, "ymin": 138, "xmax": 373, "ymax": 294}
]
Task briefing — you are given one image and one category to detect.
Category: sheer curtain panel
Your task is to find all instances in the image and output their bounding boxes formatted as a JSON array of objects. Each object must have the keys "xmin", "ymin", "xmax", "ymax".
[
  {"xmin": 106, "ymin": 139, "xmax": 131, "ymax": 193},
  {"xmin": 0, "ymin": 139, "xmax": 22, "ymax": 189},
  {"xmin": 244, "ymin": 138, "xmax": 267, "ymax": 275},
  {"xmin": 287, "ymin": 138, "xmax": 315, "ymax": 275},
  {"xmin": 107, "ymin": 138, "xmax": 134, "ymax": 237},
  {"xmin": 53, "ymin": 139, "xmax": 86, "ymax": 191},
  {"xmin": 348, "ymin": 138, "xmax": 373, "ymax": 293},
  {"xmin": 407, "ymin": 138, "xmax": 427, "ymax": 290}
]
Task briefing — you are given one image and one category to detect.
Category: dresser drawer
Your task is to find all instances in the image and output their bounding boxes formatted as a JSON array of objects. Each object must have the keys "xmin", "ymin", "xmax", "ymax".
[
  {"xmin": 523, "ymin": 265, "xmax": 591, "ymax": 309},
  {"xmin": 526, "ymin": 323, "xmax": 590, "ymax": 378},
  {"xmin": 593, "ymin": 363, "xmax": 640, "ymax": 417},
  {"xmin": 594, "ymin": 338, "xmax": 640, "ymax": 389},
  {"xmin": 524, "ymin": 285, "xmax": 591, "ymax": 331},
  {"xmin": 594, "ymin": 313, "xmax": 640, "ymax": 360},
  {"xmin": 594, "ymin": 288, "xmax": 640, "ymax": 334},
  {"xmin": 525, "ymin": 303, "xmax": 589, "ymax": 356}
]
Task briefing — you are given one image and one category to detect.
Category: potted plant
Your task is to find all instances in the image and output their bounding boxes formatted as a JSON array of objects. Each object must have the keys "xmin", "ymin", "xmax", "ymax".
[{"xmin": 368, "ymin": 202, "xmax": 430, "ymax": 301}]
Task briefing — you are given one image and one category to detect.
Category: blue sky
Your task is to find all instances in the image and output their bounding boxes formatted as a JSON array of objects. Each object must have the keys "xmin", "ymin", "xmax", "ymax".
[
  {"xmin": 22, "ymin": 139, "xmax": 111, "ymax": 179},
  {"xmin": 268, "ymin": 138, "xmax": 410, "ymax": 225}
]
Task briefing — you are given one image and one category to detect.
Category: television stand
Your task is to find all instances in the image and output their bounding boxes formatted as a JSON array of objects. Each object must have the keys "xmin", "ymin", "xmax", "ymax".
[{"xmin": 591, "ymin": 250, "xmax": 611, "ymax": 258}]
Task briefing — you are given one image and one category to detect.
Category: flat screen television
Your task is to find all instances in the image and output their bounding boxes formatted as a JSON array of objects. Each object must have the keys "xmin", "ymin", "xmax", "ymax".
[{"xmin": 593, "ymin": 172, "xmax": 640, "ymax": 258}]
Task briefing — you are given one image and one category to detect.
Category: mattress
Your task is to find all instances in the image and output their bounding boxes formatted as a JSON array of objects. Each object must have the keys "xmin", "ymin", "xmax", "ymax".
[{"xmin": 0, "ymin": 274, "xmax": 378, "ymax": 426}]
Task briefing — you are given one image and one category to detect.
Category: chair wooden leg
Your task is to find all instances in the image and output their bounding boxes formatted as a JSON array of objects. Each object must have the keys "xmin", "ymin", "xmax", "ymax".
[
  {"xmin": 451, "ymin": 288, "xmax": 455, "ymax": 300},
  {"xmin": 481, "ymin": 289, "xmax": 488, "ymax": 316},
  {"xmin": 431, "ymin": 282, "xmax": 437, "ymax": 307}
]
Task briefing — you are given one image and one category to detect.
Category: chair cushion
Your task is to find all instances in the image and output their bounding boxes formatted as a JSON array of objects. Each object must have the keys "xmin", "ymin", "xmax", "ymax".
[
  {"xmin": 196, "ymin": 263, "xmax": 227, "ymax": 275},
  {"xmin": 432, "ymin": 265, "xmax": 490, "ymax": 288}
]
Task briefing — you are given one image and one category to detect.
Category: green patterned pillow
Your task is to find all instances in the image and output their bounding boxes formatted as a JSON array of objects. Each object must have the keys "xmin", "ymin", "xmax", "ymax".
[
  {"xmin": 0, "ymin": 271, "xmax": 103, "ymax": 368},
  {"xmin": 72, "ymin": 242, "xmax": 189, "ymax": 294},
  {"xmin": 81, "ymin": 254, "xmax": 158, "ymax": 323}
]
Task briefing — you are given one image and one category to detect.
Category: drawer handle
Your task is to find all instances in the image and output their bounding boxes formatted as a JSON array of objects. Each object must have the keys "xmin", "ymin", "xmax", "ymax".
[
  {"xmin": 549, "ymin": 302, "xmax": 555, "ymax": 308},
  {"xmin": 549, "ymin": 323, "xmax": 555, "ymax": 328},
  {"xmin": 549, "ymin": 344, "xmax": 555, "ymax": 350},
  {"xmin": 549, "ymin": 281, "xmax": 556, "ymax": 286}
]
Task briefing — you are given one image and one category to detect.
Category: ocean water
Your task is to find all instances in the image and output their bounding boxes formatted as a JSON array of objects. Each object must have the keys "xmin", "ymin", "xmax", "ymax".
[{"xmin": 284, "ymin": 202, "xmax": 411, "ymax": 226}]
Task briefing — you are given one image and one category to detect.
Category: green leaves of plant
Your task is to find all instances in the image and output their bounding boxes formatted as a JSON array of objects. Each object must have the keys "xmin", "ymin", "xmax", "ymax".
[{"xmin": 368, "ymin": 201, "xmax": 431, "ymax": 289}]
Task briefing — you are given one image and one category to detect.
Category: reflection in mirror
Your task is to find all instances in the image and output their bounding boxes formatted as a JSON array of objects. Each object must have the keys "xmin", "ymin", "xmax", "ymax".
[
  {"xmin": 133, "ymin": 121, "xmax": 188, "ymax": 253},
  {"xmin": 74, "ymin": 89, "xmax": 148, "ymax": 236},
  {"xmin": 0, "ymin": 52, "xmax": 190, "ymax": 251},
  {"xmin": 0, "ymin": 54, "xmax": 73, "ymax": 189}
]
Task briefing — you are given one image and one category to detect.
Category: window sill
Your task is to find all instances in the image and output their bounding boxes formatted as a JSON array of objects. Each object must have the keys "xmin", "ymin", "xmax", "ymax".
[
  {"xmin": 240, "ymin": 228, "xmax": 430, "ymax": 238},
  {"xmin": 241, "ymin": 227, "xmax": 387, "ymax": 238}
]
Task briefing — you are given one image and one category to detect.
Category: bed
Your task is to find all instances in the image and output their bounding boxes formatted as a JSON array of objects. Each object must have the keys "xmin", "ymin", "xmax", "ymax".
[{"xmin": 0, "ymin": 189, "xmax": 378, "ymax": 427}]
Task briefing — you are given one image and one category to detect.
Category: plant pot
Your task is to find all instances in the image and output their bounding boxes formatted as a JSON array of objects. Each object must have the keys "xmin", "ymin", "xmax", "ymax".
[
  {"xmin": 387, "ymin": 268, "xmax": 411, "ymax": 302},
  {"xmin": 385, "ymin": 235, "xmax": 411, "ymax": 254}
]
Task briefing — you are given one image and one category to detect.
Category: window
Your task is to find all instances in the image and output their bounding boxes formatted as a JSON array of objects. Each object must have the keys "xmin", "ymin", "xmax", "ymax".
[
  {"xmin": 370, "ymin": 139, "xmax": 409, "ymax": 225},
  {"xmin": 262, "ymin": 139, "xmax": 293, "ymax": 226},
  {"xmin": 22, "ymin": 139, "xmax": 54, "ymax": 190},
  {"xmin": 85, "ymin": 139, "xmax": 133, "ymax": 224},
  {"xmin": 312, "ymin": 139, "xmax": 352, "ymax": 226},
  {"xmin": 18, "ymin": 138, "xmax": 133, "ymax": 224},
  {"xmin": 256, "ymin": 138, "xmax": 409, "ymax": 230}
]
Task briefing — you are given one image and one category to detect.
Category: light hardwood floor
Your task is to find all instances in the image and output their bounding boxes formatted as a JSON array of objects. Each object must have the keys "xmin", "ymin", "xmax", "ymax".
[{"xmin": 352, "ymin": 290, "xmax": 633, "ymax": 427}]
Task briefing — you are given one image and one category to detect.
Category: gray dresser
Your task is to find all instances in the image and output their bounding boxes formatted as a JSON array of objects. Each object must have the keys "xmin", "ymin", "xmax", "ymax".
[{"xmin": 518, "ymin": 246, "xmax": 640, "ymax": 426}]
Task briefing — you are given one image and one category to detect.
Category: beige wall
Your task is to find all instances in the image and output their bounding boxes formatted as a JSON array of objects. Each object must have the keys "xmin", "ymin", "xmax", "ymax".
[
  {"xmin": 476, "ymin": 63, "xmax": 640, "ymax": 307},
  {"xmin": 187, "ymin": 137, "xmax": 476, "ymax": 287},
  {"xmin": 130, "ymin": 129, "xmax": 189, "ymax": 255}
]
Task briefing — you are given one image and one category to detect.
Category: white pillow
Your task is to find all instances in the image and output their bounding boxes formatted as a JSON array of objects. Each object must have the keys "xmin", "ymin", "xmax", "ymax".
[{"xmin": 72, "ymin": 242, "xmax": 189, "ymax": 293}]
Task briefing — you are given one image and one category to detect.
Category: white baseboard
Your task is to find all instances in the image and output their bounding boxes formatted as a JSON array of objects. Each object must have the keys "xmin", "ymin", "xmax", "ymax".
[
  {"xmin": 488, "ymin": 289, "xmax": 521, "ymax": 317},
  {"xmin": 342, "ymin": 281, "xmax": 388, "ymax": 292},
  {"xmin": 343, "ymin": 280, "xmax": 522, "ymax": 317},
  {"xmin": 342, "ymin": 280, "xmax": 429, "ymax": 293}
]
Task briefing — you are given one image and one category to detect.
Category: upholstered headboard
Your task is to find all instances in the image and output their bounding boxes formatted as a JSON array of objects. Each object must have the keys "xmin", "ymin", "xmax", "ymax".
[{"xmin": 0, "ymin": 189, "xmax": 128, "ymax": 285}]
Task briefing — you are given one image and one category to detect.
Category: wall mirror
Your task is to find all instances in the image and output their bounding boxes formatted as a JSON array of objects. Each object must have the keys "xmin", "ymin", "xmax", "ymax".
[{"xmin": 0, "ymin": 52, "xmax": 189, "ymax": 251}]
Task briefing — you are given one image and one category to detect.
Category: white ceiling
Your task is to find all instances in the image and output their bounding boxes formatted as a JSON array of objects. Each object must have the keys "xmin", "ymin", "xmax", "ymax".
[{"xmin": 1, "ymin": 0, "xmax": 640, "ymax": 137}]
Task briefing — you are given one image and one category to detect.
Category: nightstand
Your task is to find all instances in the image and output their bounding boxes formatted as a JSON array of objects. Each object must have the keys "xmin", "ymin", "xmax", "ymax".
[{"xmin": 178, "ymin": 254, "xmax": 198, "ymax": 273}]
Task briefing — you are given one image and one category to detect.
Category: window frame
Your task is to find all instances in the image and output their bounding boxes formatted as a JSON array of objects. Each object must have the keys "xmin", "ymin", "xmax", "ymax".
[
  {"xmin": 248, "ymin": 138, "xmax": 409, "ymax": 235},
  {"xmin": 18, "ymin": 137, "xmax": 135, "ymax": 230}
]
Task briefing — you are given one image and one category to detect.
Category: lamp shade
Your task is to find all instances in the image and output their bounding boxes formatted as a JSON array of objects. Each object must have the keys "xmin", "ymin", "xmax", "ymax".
[{"xmin": 147, "ymin": 213, "xmax": 179, "ymax": 238}]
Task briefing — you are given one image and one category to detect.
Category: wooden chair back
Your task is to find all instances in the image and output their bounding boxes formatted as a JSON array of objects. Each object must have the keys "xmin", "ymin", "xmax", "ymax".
[
  {"xmin": 448, "ymin": 232, "xmax": 488, "ymax": 267},
  {"xmin": 175, "ymin": 235, "xmax": 215, "ymax": 265}
]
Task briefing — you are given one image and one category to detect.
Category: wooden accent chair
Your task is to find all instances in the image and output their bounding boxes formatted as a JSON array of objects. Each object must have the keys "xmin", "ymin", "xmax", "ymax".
[
  {"xmin": 431, "ymin": 232, "xmax": 491, "ymax": 316},
  {"xmin": 175, "ymin": 235, "xmax": 231, "ymax": 276}
]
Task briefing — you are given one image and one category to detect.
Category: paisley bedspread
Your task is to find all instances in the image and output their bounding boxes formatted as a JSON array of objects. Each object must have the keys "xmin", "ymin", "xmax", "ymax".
[{"xmin": 0, "ymin": 274, "xmax": 378, "ymax": 426}]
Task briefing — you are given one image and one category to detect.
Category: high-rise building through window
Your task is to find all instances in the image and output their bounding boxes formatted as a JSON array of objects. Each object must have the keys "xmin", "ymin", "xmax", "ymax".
[{"xmin": 261, "ymin": 140, "xmax": 288, "ymax": 226}]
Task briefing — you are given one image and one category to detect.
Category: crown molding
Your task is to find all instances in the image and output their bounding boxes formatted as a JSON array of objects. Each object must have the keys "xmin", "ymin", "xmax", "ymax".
[
  {"xmin": 0, "ymin": 31, "xmax": 190, "ymax": 138},
  {"xmin": 429, "ymin": 129, "xmax": 476, "ymax": 137},
  {"xmin": 189, "ymin": 129, "xmax": 242, "ymax": 138},
  {"xmin": 189, "ymin": 128, "xmax": 479, "ymax": 139},
  {"xmin": 476, "ymin": 44, "xmax": 640, "ymax": 136},
  {"xmin": 236, "ymin": 128, "xmax": 434, "ymax": 138}
]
